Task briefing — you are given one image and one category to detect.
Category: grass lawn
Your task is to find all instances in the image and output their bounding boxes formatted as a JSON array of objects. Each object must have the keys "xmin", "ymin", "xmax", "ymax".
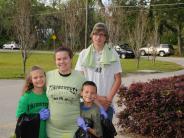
[
  {"xmin": 0, "ymin": 51, "xmax": 183, "ymax": 79},
  {"xmin": 121, "ymin": 58, "xmax": 183, "ymax": 73}
]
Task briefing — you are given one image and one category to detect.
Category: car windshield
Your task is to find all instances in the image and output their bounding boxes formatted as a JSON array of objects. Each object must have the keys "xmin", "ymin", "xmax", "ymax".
[{"xmin": 120, "ymin": 44, "xmax": 131, "ymax": 50}]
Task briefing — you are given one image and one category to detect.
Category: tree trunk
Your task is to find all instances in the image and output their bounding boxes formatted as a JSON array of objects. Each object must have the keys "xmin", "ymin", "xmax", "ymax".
[
  {"xmin": 177, "ymin": 23, "xmax": 183, "ymax": 56},
  {"xmin": 22, "ymin": 49, "xmax": 27, "ymax": 74},
  {"xmin": 136, "ymin": 56, "xmax": 140, "ymax": 69},
  {"xmin": 177, "ymin": 23, "xmax": 182, "ymax": 56}
]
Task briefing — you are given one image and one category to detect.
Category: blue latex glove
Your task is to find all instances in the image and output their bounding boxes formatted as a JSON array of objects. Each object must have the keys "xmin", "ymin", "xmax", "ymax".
[
  {"xmin": 76, "ymin": 117, "xmax": 89, "ymax": 132},
  {"xmin": 39, "ymin": 108, "xmax": 50, "ymax": 120},
  {"xmin": 99, "ymin": 106, "xmax": 108, "ymax": 119}
]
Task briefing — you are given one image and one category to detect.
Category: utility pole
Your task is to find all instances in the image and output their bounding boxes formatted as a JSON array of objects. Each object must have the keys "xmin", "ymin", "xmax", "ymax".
[
  {"xmin": 64, "ymin": 6, "xmax": 68, "ymax": 46},
  {"xmin": 85, "ymin": 0, "xmax": 88, "ymax": 49}
]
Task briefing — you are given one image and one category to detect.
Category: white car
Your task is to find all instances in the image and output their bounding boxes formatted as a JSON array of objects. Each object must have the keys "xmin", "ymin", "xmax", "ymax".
[
  {"xmin": 3, "ymin": 42, "xmax": 20, "ymax": 50},
  {"xmin": 139, "ymin": 44, "xmax": 174, "ymax": 57}
]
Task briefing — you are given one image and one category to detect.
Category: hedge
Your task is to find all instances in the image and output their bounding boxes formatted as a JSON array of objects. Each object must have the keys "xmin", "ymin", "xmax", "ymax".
[{"xmin": 117, "ymin": 75, "xmax": 184, "ymax": 138}]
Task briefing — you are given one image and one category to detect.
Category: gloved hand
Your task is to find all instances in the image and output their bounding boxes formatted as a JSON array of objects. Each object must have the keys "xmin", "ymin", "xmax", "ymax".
[
  {"xmin": 76, "ymin": 117, "xmax": 89, "ymax": 132},
  {"xmin": 39, "ymin": 108, "xmax": 50, "ymax": 120},
  {"xmin": 99, "ymin": 106, "xmax": 108, "ymax": 119}
]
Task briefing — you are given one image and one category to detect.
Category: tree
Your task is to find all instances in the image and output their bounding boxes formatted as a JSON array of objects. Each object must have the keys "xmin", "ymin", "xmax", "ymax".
[
  {"xmin": 150, "ymin": 0, "xmax": 184, "ymax": 56},
  {"xmin": 127, "ymin": 9, "xmax": 149, "ymax": 68},
  {"xmin": 14, "ymin": 0, "xmax": 36, "ymax": 74},
  {"xmin": 106, "ymin": 1, "xmax": 128, "ymax": 44},
  {"xmin": 0, "ymin": 0, "xmax": 16, "ymax": 46},
  {"xmin": 63, "ymin": 0, "xmax": 86, "ymax": 50}
]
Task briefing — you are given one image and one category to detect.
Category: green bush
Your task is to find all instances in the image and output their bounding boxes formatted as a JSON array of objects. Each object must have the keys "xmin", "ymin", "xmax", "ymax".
[{"xmin": 117, "ymin": 75, "xmax": 184, "ymax": 137}]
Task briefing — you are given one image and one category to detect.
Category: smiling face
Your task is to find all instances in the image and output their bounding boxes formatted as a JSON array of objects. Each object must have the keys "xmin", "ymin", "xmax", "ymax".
[
  {"xmin": 92, "ymin": 31, "xmax": 106, "ymax": 49},
  {"xmin": 81, "ymin": 85, "xmax": 97, "ymax": 106},
  {"xmin": 31, "ymin": 70, "xmax": 45, "ymax": 89},
  {"xmin": 55, "ymin": 51, "xmax": 72, "ymax": 74}
]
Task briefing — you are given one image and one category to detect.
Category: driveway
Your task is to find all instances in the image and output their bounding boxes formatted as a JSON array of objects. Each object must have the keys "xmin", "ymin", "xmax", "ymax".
[{"xmin": 0, "ymin": 57, "xmax": 183, "ymax": 138}]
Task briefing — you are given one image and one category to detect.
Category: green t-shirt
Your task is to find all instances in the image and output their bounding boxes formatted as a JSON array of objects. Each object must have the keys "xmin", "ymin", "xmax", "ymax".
[
  {"xmin": 16, "ymin": 90, "xmax": 48, "ymax": 138},
  {"xmin": 46, "ymin": 69, "xmax": 86, "ymax": 138},
  {"xmin": 80, "ymin": 103, "xmax": 103, "ymax": 137}
]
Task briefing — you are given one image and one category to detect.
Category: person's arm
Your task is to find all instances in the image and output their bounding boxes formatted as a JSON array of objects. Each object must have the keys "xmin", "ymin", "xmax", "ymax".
[
  {"xmin": 87, "ymin": 128, "xmax": 100, "ymax": 138},
  {"xmin": 16, "ymin": 94, "xmax": 28, "ymax": 118},
  {"xmin": 95, "ymin": 96, "xmax": 110, "ymax": 110},
  {"xmin": 106, "ymin": 72, "xmax": 122, "ymax": 102},
  {"xmin": 96, "ymin": 72, "xmax": 121, "ymax": 110}
]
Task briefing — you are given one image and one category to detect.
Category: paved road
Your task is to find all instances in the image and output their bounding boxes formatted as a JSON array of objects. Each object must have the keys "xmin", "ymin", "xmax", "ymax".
[
  {"xmin": 0, "ymin": 80, "xmax": 22, "ymax": 138},
  {"xmin": 0, "ymin": 57, "xmax": 183, "ymax": 138}
]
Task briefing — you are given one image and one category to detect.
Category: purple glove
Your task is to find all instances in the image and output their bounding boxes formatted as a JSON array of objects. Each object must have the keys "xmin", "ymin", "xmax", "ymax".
[
  {"xmin": 39, "ymin": 108, "xmax": 50, "ymax": 120},
  {"xmin": 99, "ymin": 106, "xmax": 108, "ymax": 119},
  {"xmin": 76, "ymin": 117, "xmax": 89, "ymax": 132}
]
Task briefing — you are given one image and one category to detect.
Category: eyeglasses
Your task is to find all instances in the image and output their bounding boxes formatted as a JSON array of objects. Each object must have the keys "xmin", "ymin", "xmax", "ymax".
[{"xmin": 93, "ymin": 33, "xmax": 106, "ymax": 37}]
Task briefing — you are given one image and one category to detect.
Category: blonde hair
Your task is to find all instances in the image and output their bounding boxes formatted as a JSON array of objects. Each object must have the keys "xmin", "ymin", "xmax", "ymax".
[{"xmin": 22, "ymin": 66, "xmax": 45, "ymax": 95}]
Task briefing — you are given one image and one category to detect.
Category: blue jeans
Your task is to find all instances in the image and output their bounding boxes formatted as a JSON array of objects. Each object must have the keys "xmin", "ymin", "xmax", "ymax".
[{"xmin": 106, "ymin": 106, "xmax": 114, "ymax": 121}]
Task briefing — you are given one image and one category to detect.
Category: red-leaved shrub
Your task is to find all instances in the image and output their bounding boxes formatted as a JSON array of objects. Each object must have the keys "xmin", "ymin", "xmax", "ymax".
[{"xmin": 117, "ymin": 75, "xmax": 184, "ymax": 138}]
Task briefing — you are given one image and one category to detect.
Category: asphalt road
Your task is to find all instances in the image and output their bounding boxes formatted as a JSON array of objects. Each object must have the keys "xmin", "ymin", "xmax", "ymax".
[
  {"xmin": 0, "ymin": 80, "xmax": 23, "ymax": 138},
  {"xmin": 0, "ymin": 57, "xmax": 183, "ymax": 138}
]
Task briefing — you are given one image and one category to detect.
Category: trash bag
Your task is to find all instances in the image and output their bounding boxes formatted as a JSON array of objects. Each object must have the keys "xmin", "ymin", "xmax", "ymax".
[
  {"xmin": 100, "ymin": 115, "xmax": 117, "ymax": 138},
  {"xmin": 75, "ymin": 118, "xmax": 97, "ymax": 138},
  {"xmin": 15, "ymin": 113, "xmax": 40, "ymax": 138},
  {"xmin": 75, "ymin": 116, "xmax": 117, "ymax": 138}
]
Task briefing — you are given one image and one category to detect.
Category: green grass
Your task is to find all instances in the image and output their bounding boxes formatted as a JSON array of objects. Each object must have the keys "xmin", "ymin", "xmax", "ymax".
[
  {"xmin": 0, "ymin": 52, "xmax": 55, "ymax": 79},
  {"xmin": 0, "ymin": 51, "xmax": 183, "ymax": 79},
  {"xmin": 121, "ymin": 58, "xmax": 183, "ymax": 73}
]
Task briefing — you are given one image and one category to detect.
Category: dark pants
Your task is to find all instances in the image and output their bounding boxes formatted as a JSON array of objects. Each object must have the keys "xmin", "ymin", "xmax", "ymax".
[{"xmin": 106, "ymin": 106, "xmax": 114, "ymax": 121}]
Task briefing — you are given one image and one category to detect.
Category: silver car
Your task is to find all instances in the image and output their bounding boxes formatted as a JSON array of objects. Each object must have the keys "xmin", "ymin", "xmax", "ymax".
[{"xmin": 139, "ymin": 44, "xmax": 174, "ymax": 57}]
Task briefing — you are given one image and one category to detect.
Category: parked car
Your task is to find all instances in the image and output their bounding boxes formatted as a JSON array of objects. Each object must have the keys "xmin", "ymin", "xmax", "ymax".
[
  {"xmin": 139, "ymin": 44, "xmax": 174, "ymax": 57},
  {"xmin": 3, "ymin": 42, "xmax": 20, "ymax": 50},
  {"xmin": 114, "ymin": 44, "xmax": 135, "ymax": 59}
]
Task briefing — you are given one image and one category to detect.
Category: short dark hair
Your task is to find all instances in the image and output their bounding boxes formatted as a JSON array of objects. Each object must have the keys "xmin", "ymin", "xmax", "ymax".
[
  {"xmin": 90, "ymin": 22, "xmax": 109, "ymax": 43},
  {"xmin": 55, "ymin": 46, "xmax": 73, "ymax": 59},
  {"xmin": 82, "ymin": 81, "xmax": 97, "ymax": 92}
]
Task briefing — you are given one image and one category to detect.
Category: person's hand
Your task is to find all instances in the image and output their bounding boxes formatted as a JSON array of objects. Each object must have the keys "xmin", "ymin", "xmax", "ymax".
[
  {"xmin": 76, "ymin": 117, "xmax": 89, "ymax": 132},
  {"xmin": 39, "ymin": 108, "xmax": 50, "ymax": 120},
  {"xmin": 96, "ymin": 96, "xmax": 111, "ymax": 110},
  {"xmin": 99, "ymin": 106, "xmax": 108, "ymax": 119}
]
